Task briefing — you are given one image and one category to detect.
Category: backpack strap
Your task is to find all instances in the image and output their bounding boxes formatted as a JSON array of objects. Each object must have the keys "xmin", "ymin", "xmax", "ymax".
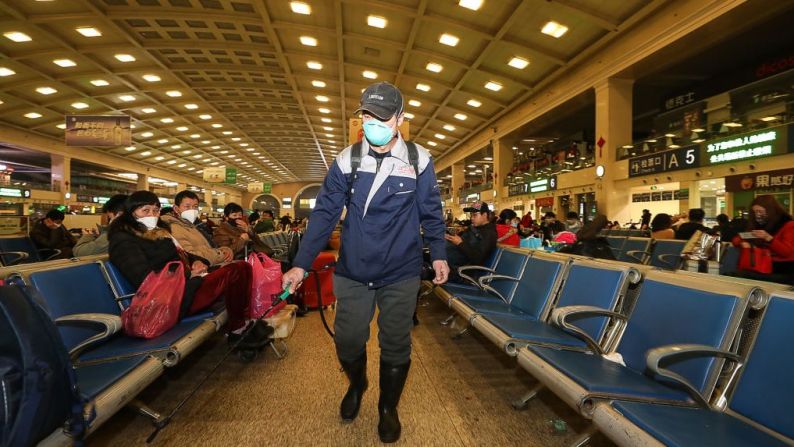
[
  {"xmin": 405, "ymin": 141, "xmax": 420, "ymax": 179},
  {"xmin": 346, "ymin": 142, "xmax": 362, "ymax": 207}
]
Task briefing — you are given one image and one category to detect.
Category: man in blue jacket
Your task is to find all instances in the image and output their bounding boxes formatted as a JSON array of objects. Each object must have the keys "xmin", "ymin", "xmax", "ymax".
[{"xmin": 283, "ymin": 82, "xmax": 449, "ymax": 443}]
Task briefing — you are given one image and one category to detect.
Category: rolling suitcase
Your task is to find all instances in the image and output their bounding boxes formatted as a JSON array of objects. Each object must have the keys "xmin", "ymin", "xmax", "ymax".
[{"xmin": 299, "ymin": 251, "xmax": 336, "ymax": 308}]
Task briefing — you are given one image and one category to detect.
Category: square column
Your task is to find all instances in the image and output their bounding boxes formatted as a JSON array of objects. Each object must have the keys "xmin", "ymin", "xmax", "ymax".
[
  {"xmin": 50, "ymin": 154, "xmax": 70, "ymax": 195},
  {"xmin": 492, "ymin": 138, "xmax": 512, "ymax": 209},
  {"xmin": 136, "ymin": 174, "xmax": 149, "ymax": 191},
  {"xmin": 451, "ymin": 163, "xmax": 465, "ymax": 217},
  {"xmin": 595, "ymin": 78, "xmax": 633, "ymax": 223}
]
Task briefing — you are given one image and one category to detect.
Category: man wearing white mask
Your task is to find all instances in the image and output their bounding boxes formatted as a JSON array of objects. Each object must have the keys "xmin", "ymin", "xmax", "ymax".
[
  {"xmin": 282, "ymin": 81, "xmax": 449, "ymax": 443},
  {"xmin": 161, "ymin": 190, "xmax": 233, "ymax": 265}
]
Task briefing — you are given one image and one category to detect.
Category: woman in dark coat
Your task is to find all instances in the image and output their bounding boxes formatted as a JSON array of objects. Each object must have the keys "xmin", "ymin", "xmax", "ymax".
[{"xmin": 108, "ymin": 191, "xmax": 268, "ymax": 344}]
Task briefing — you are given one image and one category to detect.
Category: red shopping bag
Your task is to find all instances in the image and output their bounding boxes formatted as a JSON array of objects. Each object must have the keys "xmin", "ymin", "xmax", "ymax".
[
  {"xmin": 122, "ymin": 261, "xmax": 186, "ymax": 339},
  {"xmin": 248, "ymin": 252, "xmax": 285, "ymax": 319}
]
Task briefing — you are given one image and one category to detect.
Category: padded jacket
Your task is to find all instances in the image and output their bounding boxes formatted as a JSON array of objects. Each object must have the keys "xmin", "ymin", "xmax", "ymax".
[
  {"xmin": 29, "ymin": 220, "xmax": 76, "ymax": 258},
  {"xmin": 293, "ymin": 135, "xmax": 447, "ymax": 288},
  {"xmin": 161, "ymin": 213, "xmax": 230, "ymax": 265},
  {"xmin": 108, "ymin": 225, "xmax": 203, "ymax": 315},
  {"xmin": 733, "ymin": 220, "xmax": 794, "ymax": 263}
]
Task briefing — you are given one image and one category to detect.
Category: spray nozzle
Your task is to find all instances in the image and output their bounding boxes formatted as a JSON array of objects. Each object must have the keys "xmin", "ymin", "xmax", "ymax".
[{"xmin": 278, "ymin": 272, "xmax": 310, "ymax": 300}]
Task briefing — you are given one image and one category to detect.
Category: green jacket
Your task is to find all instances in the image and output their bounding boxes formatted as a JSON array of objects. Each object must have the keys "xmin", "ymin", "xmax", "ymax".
[{"xmin": 254, "ymin": 218, "xmax": 275, "ymax": 233}]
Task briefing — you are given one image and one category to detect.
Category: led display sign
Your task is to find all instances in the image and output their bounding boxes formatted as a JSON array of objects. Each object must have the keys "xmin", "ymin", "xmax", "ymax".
[{"xmin": 703, "ymin": 125, "xmax": 791, "ymax": 165}]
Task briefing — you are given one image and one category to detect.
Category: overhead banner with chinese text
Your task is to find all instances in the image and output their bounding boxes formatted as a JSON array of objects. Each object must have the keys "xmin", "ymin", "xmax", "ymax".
[
  {"xmin": 702, "ymin": 124, "xmax": 792, "ymax": 165},
  {"xmin": 65, "ymin": 115, "xmax": 131, "ymax": 147}
]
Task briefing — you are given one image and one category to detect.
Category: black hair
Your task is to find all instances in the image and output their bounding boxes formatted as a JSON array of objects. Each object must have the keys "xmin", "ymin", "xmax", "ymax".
[
  {"xmin": 223, "ymin": 202, "xmax": 244, "ymax": 217},
  {"xmin": 175, "ymin": 190, "xmax": 199, "ymax": 206},
  {"xmin": 109, "ymin": 190, "xmax": 163, "ymax": 235},
  {"xmin": 650, "ymin": 213, "xmax": 672, "ymax": 232},
  {"xmin": 102, "ymin": 194, "xmax": 128, "ymax": 214},
  {"xmin": 160, "ymin": 206, "xmax": 173, "ymax": 216},
  {"xmin": 45, "ymin": 209, "xmax": 65, "ymax": 221},
  {"xmin": 716, "ymin": 213, "xmax": 729, "ymax": 225},
  {"xmin": 566, "ymin": 211, "xmax": 579, "ymax": 219},
  {"xmin": 262, "ymin": 210, "xmax": 274, "ymax": 218},
  {"xmin": 688, "ymin": 208, "xmax": 705, "ymax": 222},
  {"xmin": 544, "ymin": 211, "xmax": 556, "ymax": 219},
  {"xmin": 249, "ymin": 211, "xmax": 260, "ymax": 223},
  {"xmin": 497, "ymin": 208, "xmax": 517, "ymax": 224}
]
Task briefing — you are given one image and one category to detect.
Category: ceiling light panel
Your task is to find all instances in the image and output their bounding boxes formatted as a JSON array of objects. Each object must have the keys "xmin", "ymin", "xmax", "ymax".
[
  {"xmin": 290, "ymin": 2, "xmax": 311, "ymax": 14},
  {"xmin": 467, "ymin": 99, "xmax": 482, "ymax": 107},
  {"xmin": 458, "ymin": 0, "xmax": 483, "ymax": 11},
  {"xmin": 299, "ymin": 36, "xmax": 317, "ymax": 46},
  {"xmin": 508, "ymin": 57, "xmax": 529, "ymax": 69},
  {"xmin": 426, "ymin": 62, "xmax": 443, "ymax": 73},
  {"xmin": 4, "ymin": 32, "xmax": 32, "ymax": 42},
  {"xmin": 312, "ymin": 80, "xmax": 326, "ymax": 88},
  {"xmin": 307, "ymin": 61, "xmax": 322, "ymax": 70},
  {"xmin": 541, "ymin": 21, "xmax": 568, "ymax": 38},
  {"xmin": 114, "ymin": 54, "xmax": 136, "ymax": 62},
  {"xmin": 367, "ymin": 15, "xmax": 387, "ymax": 28},
  {"xmin": 53, "ymin": 59, "xmax": 76, "ymax": 68},
  {"xmin": 76, "ymin": 27, "xmax": 102, "ymax": 37},
  {"xmin": 90, "ymin": 79, "xmax": 109, "ymax": 86},
  {"xmin": 439, "ymin": 33, "xmax": 459, "ymax": 47},
  {"xmin": 0, "ymin": 67, "xmax": 16, "ymax": 77},
  {"xmin": 484, "ymin": 81, "xmax": 502, "ymax": 91}
]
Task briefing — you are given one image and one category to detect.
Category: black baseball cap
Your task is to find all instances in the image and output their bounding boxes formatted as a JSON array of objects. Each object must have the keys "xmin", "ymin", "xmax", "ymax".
[
  {"xmin": 355, "ymin": 82, "xmax": 404, "ymax": 121},
  {"xmin": 463, "ymin": 202, "xmax": 490, "ymax": 214}
]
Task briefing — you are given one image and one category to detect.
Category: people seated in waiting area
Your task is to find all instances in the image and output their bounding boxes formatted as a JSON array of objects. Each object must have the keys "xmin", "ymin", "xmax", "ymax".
[
  {"xmin": 444, "ymin": 202, "xmax": 497, "ymax": 281},
  {"xmin": 675, "ymin": 208, "xmax": 716, "ymax": 240},
  {"xmin": 73, "ymin": 194, "xmax": 128, "ymax": 257},
  {"xmin": 255, "ymin": 210, "xmax": 276, "ymax": 233},
  {"xmin": 161, "ymin": 190, "xmax": 233, "ymax": 266},
  {"xmin": 30, "ymin": 209, "xmax": 76, "ymax": 259},
  {"xmin": 213, "ymin": 203, "xmax": 273, "ymax": 258},
  {"xmin": 108, "ymin": 191, "xmax": 269, "ymax": 344},
  {"xmin": 650, "ymin": 213, "xmax": 676, "ymax": 240},
  {"xmin": 731, "ymin": 194, "xmax": 794, "ymax": 285},
  {"xmin": 564, "ymin": 211, "xmax": 583, "ymax": 233},
  {"xmin": 495, "ymin": 208, "xmax": 520, "ymax": 247},
  {"xmin": 559, "ymin": 214, "xmax": 615, "ymax": 259}
]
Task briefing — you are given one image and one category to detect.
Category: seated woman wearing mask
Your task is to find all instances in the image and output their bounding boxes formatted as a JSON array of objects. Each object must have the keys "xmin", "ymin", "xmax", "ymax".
[
  {"xmin": 731, "ymin": 194, "xmax": 794, "ymax": 284},
  {"xmin": 108, "ymin": 191, "xmax": 269, "ymax": 344},
  {"xmin": 213, "ymin": 203, "xmax": 273, "ymax": 258},
  {"xmin": 495, "ymin": 208, "xmax": 520, "ymax": 247}
]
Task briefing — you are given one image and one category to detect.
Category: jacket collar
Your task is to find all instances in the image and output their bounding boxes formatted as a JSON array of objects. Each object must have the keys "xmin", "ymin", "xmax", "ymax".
[
  {"xmin": 161, "ymin": 212, "xmax": 194, "ymax": 228},
  {"xmin": 361, "ymin": 132, "xmax": 409, "ymax": 164}
]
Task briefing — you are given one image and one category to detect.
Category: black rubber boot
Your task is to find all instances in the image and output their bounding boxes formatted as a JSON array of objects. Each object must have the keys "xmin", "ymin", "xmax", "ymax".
[
  {"xmin": 340, "ymin": 352, "xmax": 368, "ymax": 422},
  {"xmin": 378, "ymin": 360, "xmax": 410, "ymax": 443}
]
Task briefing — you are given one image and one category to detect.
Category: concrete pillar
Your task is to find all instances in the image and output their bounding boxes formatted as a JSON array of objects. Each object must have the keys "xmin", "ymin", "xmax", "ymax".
[
  {"xmin": 492, "ymin": 138, "xmax": 512, "ymax": 209},
  {"xmin": 50, "ymin": 154, "xmax": 70, "ymax": 196},
  {"xmin": 451, "ymin": 163, "xmax": 465, "ymax": 217},
  {"xmin": 136, "ymin": 174, "xmax": 149, "ymax": 191},
  {"xmin": 594, "ymin": 78, "xmax": 634, "ymax": 223},
  {"xmin": 177, "ymin": 182, "xmax": 187, "ymax": 192}
]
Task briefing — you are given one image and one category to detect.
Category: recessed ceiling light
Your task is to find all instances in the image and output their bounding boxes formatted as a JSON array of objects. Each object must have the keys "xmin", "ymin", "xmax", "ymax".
[
  {"xmin": 484, "ymin": 81, "xmax": 502, "ymax": 91},
  {"xmin": 315, "ymin": 95, "xmax": 329, "ymax": 102},
  {"xmin": 176, "ymin": 126, "xmax": 188, "ymax": 132},
  {"xmin": 124, "ymin": 146, "xmax": 136, "ymax": 151},
  {"xmin": 508, "ymin": 57, "xmax": 529, "ymax": 69},
  {"xmin": 541, "ymin": 20, "xmax": 568, "ymax": 38},
  {"xmin": 118, "ymin": 95, "xmax": 136, "ymax": 102},
  {"xmin": 142, "ymin": 74, "xmax": 161, "ymax": 82},
  {"xmin": 307, "ymin": 61, "xmax": 323, "ymax": 70},
  {"xmin": 318, "ymin": 107, "xmax": 331, "ymax": 114},
  {"xmin": 178, "ymin": 163, "xmax": 187, "ymax": 168},
  {"xmin": 404, "ymin": 112, "xmax": 415, "ymax": 120},
  {"xmin": 290, "ymin": 1, "xmax": 311, "ymax": 14},
  {"xmin": 222, "ymin": 131, "xmax": 232, "ymax": 135},
  {"xmin": 323, "ymin": 126, "xmax": 333, "ymax": 131},
  {"xmin": 53, "ymin": 59, "xmax": 76, "ymax": 68},
  {"xmin": 166, "ymin": 90, "xmax": 182, "ymax": 97},
  {"xmin": 454, "ymin": 113, "xmax": 467, "ymax": 120},
  {"xmin": 439, "ymin": 33, "xmax": 459, "ymax": 47},
  {"xmin": 211, "ymin": 123, "xmax": 223, "ymax": 128},
  {"xmin": 434, "ymin": 133, "xmax": 446, "ymax": 140},
  {"xmin": 36, "ymin": 86, "xmax": 57, "ymax": 95},
  {"xmin": 4, "ymin": 32, "xmax": 32, "ymax": 42},
  {"xmin": 427, "ymin": 141, "xmax": 437, "ymax": 146},
  {"xmin": 167, "ymin": 160, "xmax": 177, "ymax": 165},
  {"xmin": 140, "ymin": 151, "xmax": 151, "ymax": 156},
  {"xmin": 157, "ymin": 139, "xmax": 168, "ymax": 144},
  {"xmin": 90, "ymin": 79, "xmax": 109, "ymax": 86},
  {"xmin": 467, "ymin": 99, "xmax": 482, "ymax": 107},
  {"xmin": 408, "ymin": 99, "xmax": 421, "ymax": 107},
  {"xmin": 321, "ymin": 117, "xmax": 332, "ymax": 123},
  {"xmin": 367, "ymin": 15, "xmax": 387, "ymax": 28},
  {"xmin": 0, "ymin": 67, "xmax": 15, "ymax": 77},
  {"xmin": 199, "ymin": 114, "xmax": 212, "ymax": 120},
  {"xmin": 56, "ymin": 123, "xmax": 66, "ymax": 129},
  {"xmin": 70, "ymin": 102, "xmax": 89, "ymax": 109},
  {"xmin": 311, "ymin": 80, "xmax": 326, "ymax": 88},
  {"xmin": 299, "ymin": 35, "xmax": 317, "ymax": 46},
  {"xmin": 160, "ymin": 117, "xmax": 174, "ymax": 123},
  {"xmin": 458, "ymin": 0, "xmax": 483, "ymax": 11},
  {"xmin": 426, "ymin": 62, "xmax": 443, "ymax": 73},
  {"xmin": 193, "ymin": 154, "xmax": 202, "ymax": 158},
  {"xmin": 140, "ymin": 132, "xmax": 153, "ymax": 138},
  {"xmin": 190, "ymin": 134, "xmax": 200, "ymax": 139},
  {"xmin": 76, "ymin": 27, "xmax": 102, "ymax": 37},
  {"xmin": 141, "ymin": 107, "xmax": 156, "ymax": 114},
  {"xmin": 114, "ymin": 54, "xmax": 136, "ymax": 62},
  {"xmin": 443, "ymin": 124, "xmax": 455, "ymax": 131},
  {"xmin": 24, "ymin": 112, "xmax": 42, "ymax": 119},
  {"xmin": 416, "ymin": 83, "xmax": 431, "ymax": 92},
  {"xmin": 361, "ymin": 70, "xmax": 378, "ymax": 80},
  {"xmin": 154, "ymin": 156, "xmax": 164, "ymax": 161}
]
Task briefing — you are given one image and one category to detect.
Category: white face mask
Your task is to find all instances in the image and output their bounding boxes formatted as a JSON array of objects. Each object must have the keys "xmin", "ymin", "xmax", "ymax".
[
  {"xmin": 180, "ymin": 209, "xmax": 199, "ymax": 223},
  {"xmin": 137, "ymin": 216, "xmax": 158, "ymax": 230}
]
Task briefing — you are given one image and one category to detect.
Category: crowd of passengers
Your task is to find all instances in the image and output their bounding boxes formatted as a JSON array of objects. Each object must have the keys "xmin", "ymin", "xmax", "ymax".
[
  {"xmin": 27, "ymin": 190, "xmax": 310, "ymax": 344},
  {"xmin": 442, "ymin": 195, "xmax": 794, "ymax": 286}
]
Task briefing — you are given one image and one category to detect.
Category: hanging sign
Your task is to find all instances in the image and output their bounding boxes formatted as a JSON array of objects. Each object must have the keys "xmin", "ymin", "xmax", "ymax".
[
  {"xmin": 702, "ymin": 125, "xmax": 791, "ymax": 165},
  {"xmin": 628, "ymin": 145, "xmax": 700, "ymax": 177},
  {"xmin": 65, "ymin": 115, "xmax": 131, "ymax": 147}
]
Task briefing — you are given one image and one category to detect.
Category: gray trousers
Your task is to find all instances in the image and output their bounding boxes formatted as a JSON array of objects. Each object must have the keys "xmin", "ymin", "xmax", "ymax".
[{"xmin": 333, "ymin": 274, "xmax": 420, "ymax": 365}]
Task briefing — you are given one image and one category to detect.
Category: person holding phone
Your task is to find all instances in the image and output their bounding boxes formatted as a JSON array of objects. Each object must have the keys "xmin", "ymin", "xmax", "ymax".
[
  {"xmin": 213, "ymin": 203, "xmax": 272, "ymax": 258},
  {"xmin": 731, "ymin": 195, "xmax": 794, "ymax": 284}
]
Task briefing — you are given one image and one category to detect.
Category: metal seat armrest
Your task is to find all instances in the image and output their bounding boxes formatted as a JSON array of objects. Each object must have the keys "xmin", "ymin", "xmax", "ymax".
[
  {"xmin": 0, "ymin": 251, "xmax": 29, "ymax": 266},
  {"xmin": 477, "ymin": 274, "xmax": 519, "ymax": 305},
  {"xmin": 550, "ymin": 305, "xmax": 627, "ymax": 355},
  {"xmin": 657, "ymin": 253, "xmax": 683, "ymax": 269},
  {"xmin": 456, "ymin": 265, "xmax": 496, "ymax": 289},
  {"xmin": 39, "ymin": 248, "xmax": 62, "ymax": 261},
  {"xmin": 625, "ymin": 250, "xmax": 651, "ymax": 264},
  {"xmin": 646, "ymin": 344, "xmax": 742, "ymax": 407},
  {"xmin": 55, "ymin": 313, "xmax": 123, "ymax": 362}
]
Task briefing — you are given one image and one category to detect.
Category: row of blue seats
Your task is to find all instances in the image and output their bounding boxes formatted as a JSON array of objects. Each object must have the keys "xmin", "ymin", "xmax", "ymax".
[
  {"xmin": 599, "ymin": 228, "xmax": 651, "ymax": 238},
  {"xmin": 0, "ymin": 236, "xmax": 61, "ymax": 266},
  {"xmin": 0, "ymin": 256, "xmax": 227, "ymax": 445},
  {"xmin": 433, "ymin": 246, "xmax": 793, "ymax": 446},
  {"xmin": 604, "ymin": 236, "xmax": 687, "ymax": 269}
]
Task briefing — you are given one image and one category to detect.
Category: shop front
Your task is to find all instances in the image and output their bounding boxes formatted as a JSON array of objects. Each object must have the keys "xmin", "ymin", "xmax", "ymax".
[{"xmin": 726, "ymin": 167, "xmax": 794, "ymax": 216}]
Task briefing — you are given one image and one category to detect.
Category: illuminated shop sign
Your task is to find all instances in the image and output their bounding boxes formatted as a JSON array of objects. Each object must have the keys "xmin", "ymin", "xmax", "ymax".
[
  {"xmin": 0, "ymin": 188, "xmax": 30, "ymax": 198},
  {"xmin": 703, "ymin": 124, "xmax": 791, "ymax": 165},
  {"xmin": 725, "ymin": 167, "xmax": 794, "ymax": 192},
  {"xmin": 628, "ymin": 146, "xmax": 699, "ymax": 178}
]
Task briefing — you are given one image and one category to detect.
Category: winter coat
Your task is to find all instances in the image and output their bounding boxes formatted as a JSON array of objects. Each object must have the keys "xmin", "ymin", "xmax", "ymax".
[
  {"xmin": 161, "ymin": 213, "xmax": 230, "ymax": 265},
  {"xmin": 29, "ymin": 220, "xmax": 76, "ymax": 259}
]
